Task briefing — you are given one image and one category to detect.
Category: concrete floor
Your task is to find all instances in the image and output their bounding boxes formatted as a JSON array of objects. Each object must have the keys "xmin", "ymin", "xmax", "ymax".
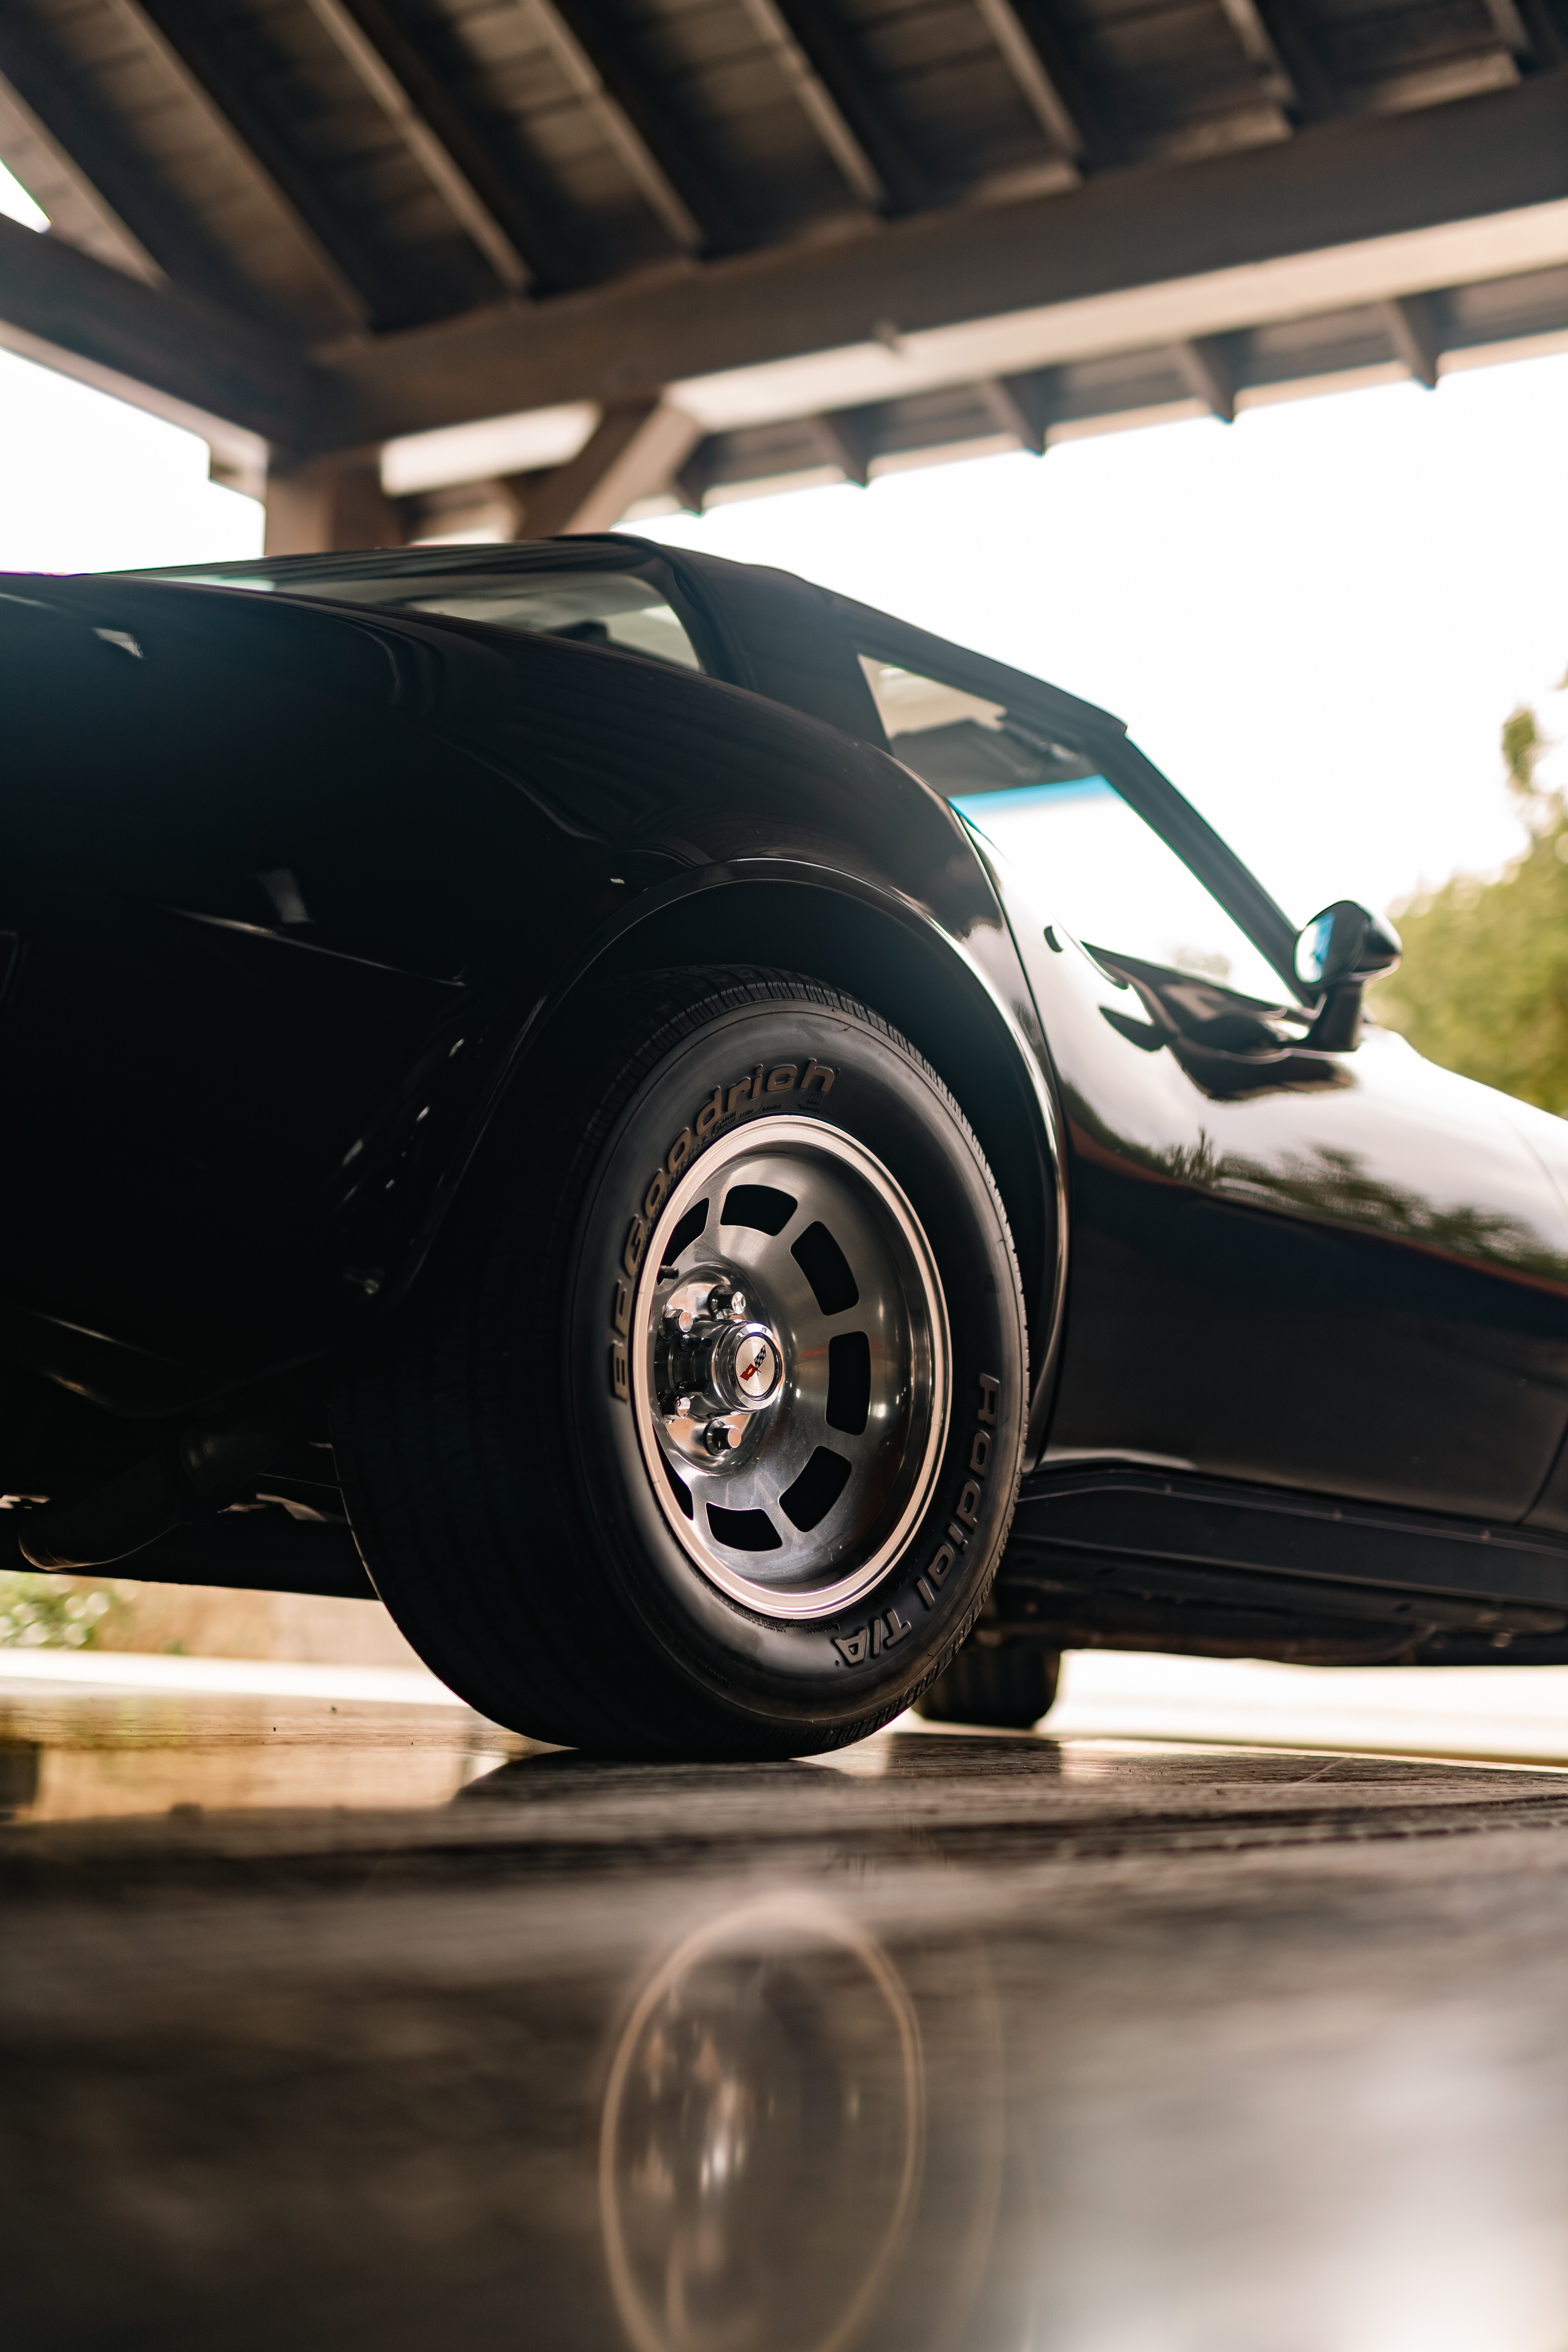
[{"xmin": 4, "ymin": 1666, "xmax": 1568, "ymax": 2352}]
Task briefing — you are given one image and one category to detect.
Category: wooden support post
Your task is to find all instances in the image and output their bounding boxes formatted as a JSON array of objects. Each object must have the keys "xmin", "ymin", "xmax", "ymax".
[
  {"xmin": 508, "ymin": 398, "xmax": 701, "ymax": 534},
  {"xmin": 263, "ymin": 453, "xmax": 404, "ymax": 555}
]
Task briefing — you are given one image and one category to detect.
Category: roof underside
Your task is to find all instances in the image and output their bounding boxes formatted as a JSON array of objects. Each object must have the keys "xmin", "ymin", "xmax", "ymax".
[{"xmin": 0, "ymin": 0, "xmax": 1565, "ymax": 524}]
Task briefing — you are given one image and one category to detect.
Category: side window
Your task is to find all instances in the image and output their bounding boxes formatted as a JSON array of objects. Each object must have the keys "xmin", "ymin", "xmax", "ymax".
[
  {"xmin": 860, "ymin": 658, "xmax": 1060, "ymax": 791},
  {"xmin": 862, "ymin": 657, "xmax": 1286, "ymax": 1004},
  {"xmin": 243, "ymin": 568, "xmax": 707, "ymax": 671},
  {"xmin": 397, "ymin": 573, "xmax": 703, "ymax": 669}
]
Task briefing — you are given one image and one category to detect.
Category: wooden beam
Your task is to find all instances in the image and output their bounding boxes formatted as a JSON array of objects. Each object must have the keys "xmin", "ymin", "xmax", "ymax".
[
  {"xmin": 0, "ymin": 207, "xmax": 325, "ymax": 446},
  {"xmin": 1173, "ymin": 334, "xmax": 1236, "ymax": 419},
  {"xmin": 319, "ymin": 69, "xmax": 1568, "ymax": 445},
  {"xmin": 1212, "ymin": 0, "xmax": 1299, "ymax": 108},
  {"xmin": 811, "ymin": 407, "xmax": 875, "ymax": 482},
  {"xmin": 1379, "ymin": 291, "xmax": 1441, "ymax": 387},
  {"xmin": 3, "ymin": 64, "xmax": 1562, "ymax": 467},
  {"xmin": 0, "ymin": 65, "xmax": 159, "ymax": 284},
  {"xmin": 1479, "ymin": 0, "xmax": 1535, "ymax": 54},
  {"xmin": 264, "ymin": 451, "xmax": 404, "ymax": 553},
  {"xmin": 512, "ymin": 0, "xmax": 702, "ymax": 251},
  {"xmin": 128, "ymin": 0, "xmax": 410, "ymax": 327},
  {"xmin": 1508, "ymin": 0, "xmax": 1566, "ymax": 65},
  {"xmin": 0, "ymin": 9, "xmax": 283, "ymax": 323},
  {"xmin": 971, "ymin": 0, "xmax": 1109, "ymax": 165},
  {"xmin": 506, "ymin": 397, "xmax": 701, "ymax": 531},
  {"xmin": 539, "ymin": 0, "xmax": 755, "ymax": 252},
  {"xmin": 103, "ymin": 0, "xmax": 367, "ymax": 332},
  {"xmin": 1238, "ymin": 0, "xmax": 1339, "ymax": 118},
  {"xmin": 302, "ymin": 0, "xmax": 534, "ymax": 292},
  {"xmin": 979, "ymin": 372, "xmax": 1051, "ymax": 450},
  {"xmin": 672, "ymin": 439, "xmax": 721, "ymax": 512},
  {"xmin": 733, "ymin": 0, "xmax": 896, "ymax": 210},
  {"xmin": 970, "ymin": 0, "xmax": 1087, "ymax": 165}
]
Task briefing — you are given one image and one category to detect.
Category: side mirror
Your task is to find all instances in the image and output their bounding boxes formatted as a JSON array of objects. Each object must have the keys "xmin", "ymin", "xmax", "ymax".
[
  {"xmin": 1295, "ymin": 901, "xmax": 1401, "ymax": 1050},
  {"xmin": 1295, "ymin": 900, "xmax": 1401, "ymax": 990}
]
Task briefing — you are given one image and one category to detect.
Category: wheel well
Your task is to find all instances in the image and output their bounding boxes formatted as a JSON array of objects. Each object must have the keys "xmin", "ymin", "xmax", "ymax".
[{"xmin": 586, "ymin": 877, "xmax": 1058, "ymax": 1380}]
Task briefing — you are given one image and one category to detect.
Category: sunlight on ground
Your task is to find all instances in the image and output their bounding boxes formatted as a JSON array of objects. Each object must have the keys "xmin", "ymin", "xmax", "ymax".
[{"xmin": 9, "ymin": 1642, "xmax": 1568, "ymax": 1768}]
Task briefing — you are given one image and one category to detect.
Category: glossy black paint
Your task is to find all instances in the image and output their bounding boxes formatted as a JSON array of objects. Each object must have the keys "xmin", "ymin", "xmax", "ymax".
[
  {"xmin": 0, "ymin": 559, "xmax": 1058, "ymax": 1416},
  {"xmin": 4, "ymin": 537, "xmax": 1568, "ymax": 1653},
  {"xmin": 1020, "ymin": 921, "xmax": 1568, "ymax": 1521}
]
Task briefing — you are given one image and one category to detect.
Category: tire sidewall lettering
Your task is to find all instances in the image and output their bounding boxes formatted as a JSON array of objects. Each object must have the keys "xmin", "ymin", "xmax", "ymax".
[
  {"xmin": 569, "ymin": 1002, "xmax": 1025, "ymax": 1724},
  {"xmin": 839, "ymin": 1373, "xmax": 1004, "ymax": 1666},
  {"xmin": 610, "ymin": 1055, "xmax": 837, "ymax": 1358}
]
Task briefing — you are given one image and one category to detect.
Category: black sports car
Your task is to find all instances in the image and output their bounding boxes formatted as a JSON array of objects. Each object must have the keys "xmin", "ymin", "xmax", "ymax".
[{"xmin": 5, "ymin": 534, "xmax": 1568, "ymax": 1754}]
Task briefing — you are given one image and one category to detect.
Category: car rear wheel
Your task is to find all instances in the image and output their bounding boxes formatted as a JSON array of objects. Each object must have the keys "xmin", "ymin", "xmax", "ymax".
[
  {"xmin": 333, "ymin": 968, "xmax": 1028, "ymax": 1758},
  {"xmin": 913, "ymin": 1638, "xmax": 1060, "ymax": 1729}
]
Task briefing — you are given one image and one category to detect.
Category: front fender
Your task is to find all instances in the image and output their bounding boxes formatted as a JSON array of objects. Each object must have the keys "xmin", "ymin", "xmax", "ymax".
[{"xmin": 368, "ymin": 852, "xmax": 1069, "ymax": 1463}]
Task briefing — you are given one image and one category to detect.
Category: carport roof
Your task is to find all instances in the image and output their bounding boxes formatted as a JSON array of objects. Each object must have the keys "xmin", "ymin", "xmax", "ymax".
[{"xmin": 0, "ymin": 0, "xmax": 1566, "ymax": 512}]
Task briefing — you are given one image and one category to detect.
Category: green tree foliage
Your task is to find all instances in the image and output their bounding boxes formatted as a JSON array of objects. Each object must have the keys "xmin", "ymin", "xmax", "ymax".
[
  {"xmin": 0, "ymin": 1571, "xmax": 118, "ymax": 1648},
  {"xmin": 1372, "ymin": 694, "xmax": 1568, "ymax": 1116}
]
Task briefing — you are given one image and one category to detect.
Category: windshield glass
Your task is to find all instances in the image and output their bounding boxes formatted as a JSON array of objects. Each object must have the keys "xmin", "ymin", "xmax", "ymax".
[
  {"xmin": 960, "ymin": 778, "xmax": 1288, "ymax": 1003},
  {"xmin": 862, "ymin": 657, "xmax": 1285, "ymax": 1000},
  {"xmin": 161, "ymin": 567, "xmax": 703, "ymax": 671}
]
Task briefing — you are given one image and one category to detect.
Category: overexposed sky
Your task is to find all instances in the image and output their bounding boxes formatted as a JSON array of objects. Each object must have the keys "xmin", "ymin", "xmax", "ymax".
[
  {"xmin": 1, "ymin": 132, "xmax": 1564, "ymax": 930},
  {"xmin": 641, "ymin": 357, "xmax": 1568, "ymax": 929},
  {"xmin": 0, "ymin": 343, "xmax": 260, "ymax": 574}
]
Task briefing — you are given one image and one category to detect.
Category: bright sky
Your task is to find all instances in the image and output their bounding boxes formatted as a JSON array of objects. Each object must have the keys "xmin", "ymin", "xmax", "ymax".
[
  {"xmin": 640, "ymin": 358, "xmax": 1568, "ymax": 930},
  {"xmin": 2, "ymin": 132, "xmax": 1565, "ymax": 929}
]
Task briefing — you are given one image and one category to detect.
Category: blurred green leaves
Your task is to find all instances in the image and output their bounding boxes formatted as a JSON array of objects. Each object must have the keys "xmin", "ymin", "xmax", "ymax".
[
  {"xmin": 0, "ymin": 1572, "xmax": 122, "ymax": 1649},
  {"xmin": 1372, "ymin": 686, "xmax": 1568, "ymax": 1118}
]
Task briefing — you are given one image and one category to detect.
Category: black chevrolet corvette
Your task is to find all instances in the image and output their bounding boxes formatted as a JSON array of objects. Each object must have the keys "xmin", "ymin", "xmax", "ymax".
[{"xmin": 4, "ymin": 533, "xmax": 1568, "ymax": 1754}]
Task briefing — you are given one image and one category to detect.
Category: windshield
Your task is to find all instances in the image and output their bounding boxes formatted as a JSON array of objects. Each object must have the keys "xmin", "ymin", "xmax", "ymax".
[
  {"xmin": 150, "ymin": 565, "xmax": 704, "ymax": 671},
  {"xmin": 958, "ymin": 779, "xmax": 1288, "ymax": 1004},
  {"xmin": 861, "ymin": 657, "xmax": 1287, "ymax": 1003}
]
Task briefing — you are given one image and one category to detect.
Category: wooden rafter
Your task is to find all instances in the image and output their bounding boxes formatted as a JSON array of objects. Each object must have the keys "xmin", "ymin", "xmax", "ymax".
[{"xmin": 302, "ymin": 0, "xmax": 535, "ymax": 292}]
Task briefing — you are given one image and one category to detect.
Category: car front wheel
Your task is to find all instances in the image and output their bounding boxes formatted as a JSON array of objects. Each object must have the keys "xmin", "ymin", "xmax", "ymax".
[{"xmin": 334, "ymin": 967, "xmax": 1029, "ymax": 1758}]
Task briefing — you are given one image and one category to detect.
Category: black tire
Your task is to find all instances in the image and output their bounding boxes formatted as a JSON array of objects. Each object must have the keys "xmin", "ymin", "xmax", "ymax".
[
  {"xmin": 333, "ymin": 968, "xmax": 1029, "ymax": 1759},
  {"xmin": 914, "ymin": 1639, "xmax": 1060, "ymax": 1729}
]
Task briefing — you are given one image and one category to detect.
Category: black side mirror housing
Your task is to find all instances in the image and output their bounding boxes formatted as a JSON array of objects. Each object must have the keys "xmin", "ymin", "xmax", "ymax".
[{"xmin": 1296, "ymin": 901, "xmax": 1401, "ymax": 1050}]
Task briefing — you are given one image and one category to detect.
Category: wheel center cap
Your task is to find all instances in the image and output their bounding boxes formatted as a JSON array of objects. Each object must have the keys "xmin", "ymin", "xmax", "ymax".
[
  {"xmin": 655, "ymin": 1292, "xmax": 785, "ymax": 1421},
  {"xmin": 718, "ymin": 1326, "xmax": 782, "ymax": 1412}
]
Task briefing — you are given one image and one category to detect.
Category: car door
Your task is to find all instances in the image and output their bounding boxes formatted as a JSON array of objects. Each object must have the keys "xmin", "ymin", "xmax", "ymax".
[{"xmin": 838, "ymin": 601, "xmax": 1568, "ymax": 1524}]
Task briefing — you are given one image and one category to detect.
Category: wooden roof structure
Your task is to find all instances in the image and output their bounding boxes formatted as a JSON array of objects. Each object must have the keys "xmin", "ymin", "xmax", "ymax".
[{"xmin": 0, "ymin": 0, "xmax": 1565, "ymax": 544}]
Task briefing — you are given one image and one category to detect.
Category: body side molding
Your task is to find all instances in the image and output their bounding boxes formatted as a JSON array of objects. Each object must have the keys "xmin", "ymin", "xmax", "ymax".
[{"xmin": 1002, "ymin": 1463, "xmax": 1568, "ymax": 1630}]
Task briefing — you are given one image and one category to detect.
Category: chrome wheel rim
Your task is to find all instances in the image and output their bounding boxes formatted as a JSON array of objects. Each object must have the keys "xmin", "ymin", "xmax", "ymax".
[{"xmin": 628, "ymin": 1117, "xmax": 951, "ymax": 1620}]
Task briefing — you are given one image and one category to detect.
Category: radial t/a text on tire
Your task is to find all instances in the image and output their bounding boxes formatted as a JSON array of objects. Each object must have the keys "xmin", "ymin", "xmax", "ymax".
[{"xmin": 333, "ymin": 969, "xmax": 1029, "ymax": 1758}]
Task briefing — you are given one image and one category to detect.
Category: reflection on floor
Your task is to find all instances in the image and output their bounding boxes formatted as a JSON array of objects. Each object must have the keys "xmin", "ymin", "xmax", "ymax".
[
  {"xmin": 4, "ymin": 1669, "xmax": 1568, "ymax": 2350},
  {"xmin": 1046, "ymin": 1648, "xmax": 1568, "ymax": 1766}
]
